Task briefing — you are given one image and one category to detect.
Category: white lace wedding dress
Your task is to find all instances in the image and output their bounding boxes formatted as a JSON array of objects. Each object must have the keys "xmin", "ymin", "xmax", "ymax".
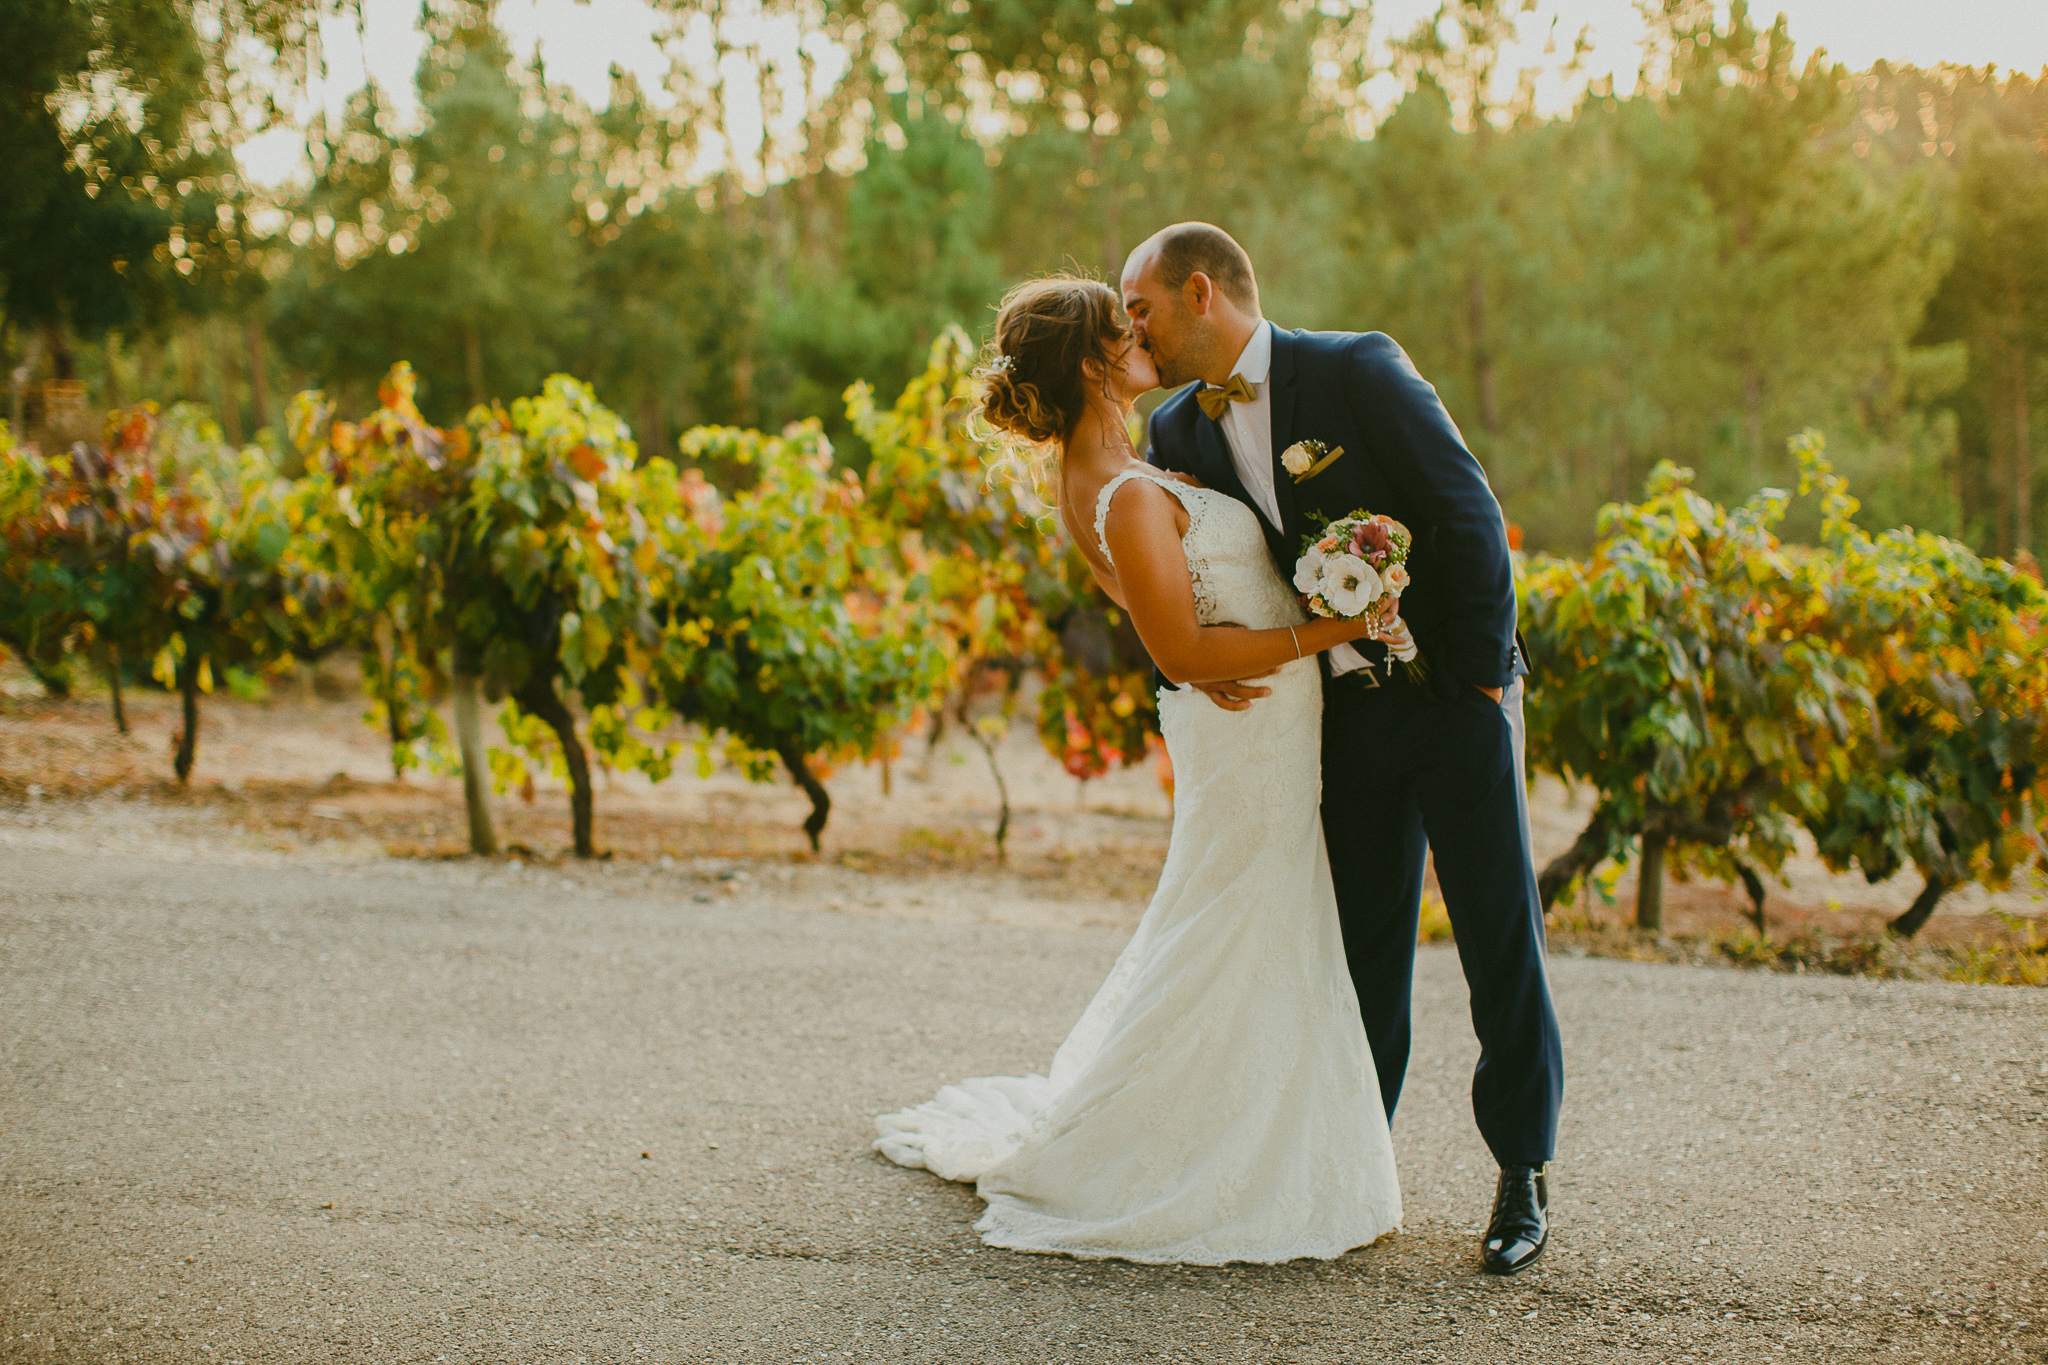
[{"xmin": 872, "ymin": 468, "xmax": 1402, "ymax": 1264}]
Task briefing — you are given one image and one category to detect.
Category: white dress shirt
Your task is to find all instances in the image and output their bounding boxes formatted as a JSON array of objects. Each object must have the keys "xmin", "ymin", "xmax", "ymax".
[{"xmin": 1210, "ymin": 321, "xmax": 1369, "ymax": 676}]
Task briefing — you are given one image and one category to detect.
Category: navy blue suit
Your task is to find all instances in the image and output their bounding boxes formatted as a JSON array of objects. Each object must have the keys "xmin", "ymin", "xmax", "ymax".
[{"xmin": 1147, "ymin": 326, "xmax": 1563, "ymax": 1166}]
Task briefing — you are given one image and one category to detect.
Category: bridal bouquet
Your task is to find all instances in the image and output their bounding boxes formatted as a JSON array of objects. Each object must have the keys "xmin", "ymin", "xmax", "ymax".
[{"xmin": 1294, "ymin": 511, "xmax": 1426, "ymax": 680}]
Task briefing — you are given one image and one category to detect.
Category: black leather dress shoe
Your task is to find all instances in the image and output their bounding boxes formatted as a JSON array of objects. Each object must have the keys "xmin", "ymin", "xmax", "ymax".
[{"xmin": 1481, "ymin": 1164, "xmax": 1548, "ymax": 1275}]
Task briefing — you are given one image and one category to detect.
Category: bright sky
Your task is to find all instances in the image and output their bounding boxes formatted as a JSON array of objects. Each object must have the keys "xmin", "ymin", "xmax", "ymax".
[{"xmin": 235, "ymin": 0, "xmax": 2048, "ymax": 188}]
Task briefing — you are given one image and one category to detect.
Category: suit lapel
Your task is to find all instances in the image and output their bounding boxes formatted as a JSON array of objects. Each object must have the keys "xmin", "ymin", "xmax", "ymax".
[
  {"xmin": 1267, "ymin": 326, "xmax": 1303, "ymax": 546},
  {"xmin": 1192, "ymin": 409, "xmax": 1255, "ymax": 512},
  {"xmin": 1168, "ymin": 374, "xmax": 1293, "ymax": 572}
]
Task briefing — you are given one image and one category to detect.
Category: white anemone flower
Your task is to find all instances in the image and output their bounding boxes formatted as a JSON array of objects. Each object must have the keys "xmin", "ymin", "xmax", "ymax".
[
  {"xmin": 1293, "ymin": 546, "xmax": 1328, "ymax": 594},
  {"xmin": 1320, "ymin": 553, "xmax": 1383, "ymax": 617}
]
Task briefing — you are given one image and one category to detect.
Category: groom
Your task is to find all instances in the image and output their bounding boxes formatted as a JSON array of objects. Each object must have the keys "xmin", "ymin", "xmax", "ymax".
[{"xmin": 1123, "ymin": 222, "xmax": 1564, "ymax": 1275}]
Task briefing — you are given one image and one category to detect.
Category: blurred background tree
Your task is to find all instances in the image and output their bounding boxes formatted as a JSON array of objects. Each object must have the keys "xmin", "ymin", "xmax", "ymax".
[
  {"xmin": 268, "ymin": 6, "xmax": 588, "ymax": 420},
  {"xmin": 1, "ymin": 0, "xmax": 350, "ymax": 442}
]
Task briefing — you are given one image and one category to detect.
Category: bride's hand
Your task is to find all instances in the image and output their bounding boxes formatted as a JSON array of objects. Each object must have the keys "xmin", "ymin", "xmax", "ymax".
[{"xmin": 1337, "ymin": 596, "xmax": 1403, "ymax": 643}]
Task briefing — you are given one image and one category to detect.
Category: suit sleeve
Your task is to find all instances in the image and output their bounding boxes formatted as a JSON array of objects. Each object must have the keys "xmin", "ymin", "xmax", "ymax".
[
  {"xmin": 1145, "ymin": 395, "xmax": 1188, "ymax": 473},
  {"xmin": 1341, "ymin": 333, "xmax": 1518, "ymax": 690}
]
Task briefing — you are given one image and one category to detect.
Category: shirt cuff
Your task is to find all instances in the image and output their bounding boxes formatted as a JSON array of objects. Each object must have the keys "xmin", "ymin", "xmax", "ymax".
[{"xmin": 1328, "ymin": 642, "xmax": 1369, "ymax": 675}]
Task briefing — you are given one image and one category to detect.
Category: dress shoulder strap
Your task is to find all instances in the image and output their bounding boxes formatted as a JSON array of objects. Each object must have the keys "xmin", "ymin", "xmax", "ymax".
[{"xmin": 1092, "ymin": 468, "xmax": 1191, "ymax": 566}]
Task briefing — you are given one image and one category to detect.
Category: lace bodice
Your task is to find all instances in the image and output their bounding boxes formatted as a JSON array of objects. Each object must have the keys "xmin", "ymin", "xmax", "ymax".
[{"xmin": 1092, "ymin": 470, "xmax": 1307, "ymax": 631}]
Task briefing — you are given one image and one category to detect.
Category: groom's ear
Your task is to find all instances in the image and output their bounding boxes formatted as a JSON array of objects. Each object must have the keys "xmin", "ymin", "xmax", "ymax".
[{"xmin": 1185, "ymin": 271, "xmax": 1215, "ymax": 317}]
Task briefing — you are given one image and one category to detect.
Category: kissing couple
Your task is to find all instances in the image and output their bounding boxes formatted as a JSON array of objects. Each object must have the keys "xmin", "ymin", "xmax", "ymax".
[{"xmin": 875, "ymin": 222, "xmax": 1564, "ymax": 1275}]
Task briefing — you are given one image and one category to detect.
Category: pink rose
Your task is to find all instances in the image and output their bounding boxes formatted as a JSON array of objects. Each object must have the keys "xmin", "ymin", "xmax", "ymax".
[{"xmin": 1384, "ymin": 563, "xmax": 1410, "ymax": 593}]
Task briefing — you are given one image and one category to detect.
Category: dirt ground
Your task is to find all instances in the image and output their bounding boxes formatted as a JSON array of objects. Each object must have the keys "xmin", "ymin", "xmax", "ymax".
[{"xmin": 2, "ymin": 660, "xmax": 2040, "ymax": 952}]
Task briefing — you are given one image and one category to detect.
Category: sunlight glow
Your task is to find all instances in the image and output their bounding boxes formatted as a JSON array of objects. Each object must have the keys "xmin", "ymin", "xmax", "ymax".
[{"xmin": 233, "ymin": 0, "xmax": 2048, "ymax": 189}]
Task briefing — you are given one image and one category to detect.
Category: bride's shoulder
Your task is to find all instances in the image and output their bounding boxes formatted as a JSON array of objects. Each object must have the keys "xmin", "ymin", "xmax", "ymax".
[
  {"xmin": 1095, "ymin": 469, "xmax": 1187, "ymax": 534},
  {"xmin": 1072, "ymin": 469, "xmax": 1181, "ymax": 566},
  {"xmin": 1094, "ymin": 468, "xmax": 1178, "ymax": 513}
]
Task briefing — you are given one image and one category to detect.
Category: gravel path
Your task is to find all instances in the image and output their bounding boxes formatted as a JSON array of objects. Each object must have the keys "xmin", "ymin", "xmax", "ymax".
[{"xmin": 3, "ymin": 832, "xmax": 2046, "ymax": 1364}]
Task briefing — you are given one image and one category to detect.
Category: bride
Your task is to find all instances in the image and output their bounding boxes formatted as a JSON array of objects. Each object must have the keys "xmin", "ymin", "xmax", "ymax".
[{"xmin": 873, "ymin": 275, "xmax": 1403, "ymax": 1264}]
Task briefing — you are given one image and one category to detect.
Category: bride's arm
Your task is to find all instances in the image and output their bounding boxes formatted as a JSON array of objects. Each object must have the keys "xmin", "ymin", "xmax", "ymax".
[
  {"xmin": 1102, "ymin": 480, "xmax": 1378, "ymax": 686},
  {"xmin": 1092, "ymin": 566, "xmax": 1129, "ymax": 610}
]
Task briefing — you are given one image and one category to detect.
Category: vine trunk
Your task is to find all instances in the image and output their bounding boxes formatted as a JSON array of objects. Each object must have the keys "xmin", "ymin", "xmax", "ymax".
[
  {"xmin": 451, "ymin": 671, "xmax": 497, "ymax": 856},
  {"xmin": 515, "ymin": 671, "xmax": 594, "ymax": 858}
]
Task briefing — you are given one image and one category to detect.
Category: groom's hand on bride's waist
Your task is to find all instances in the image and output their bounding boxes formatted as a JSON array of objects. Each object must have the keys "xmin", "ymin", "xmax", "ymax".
[
  {"xmin": 1474, "ymin": 684, "xmax": 1504, "ymax": 703},
  {"xmin": 1190, "ymin": 673, "xmax": 1275, "ymax": 711}
]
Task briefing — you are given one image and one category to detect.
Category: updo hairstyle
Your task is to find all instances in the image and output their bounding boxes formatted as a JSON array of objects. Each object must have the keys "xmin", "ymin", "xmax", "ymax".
[{"xmin": 976, "ymin": 275, "xmax": 1132, "ymax": 447}]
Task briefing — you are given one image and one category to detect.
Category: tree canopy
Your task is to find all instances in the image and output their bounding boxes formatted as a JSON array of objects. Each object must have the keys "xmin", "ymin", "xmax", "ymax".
[{"xmin": 3, "ymin": 0, "xmax": 2043, "ymax": 559}]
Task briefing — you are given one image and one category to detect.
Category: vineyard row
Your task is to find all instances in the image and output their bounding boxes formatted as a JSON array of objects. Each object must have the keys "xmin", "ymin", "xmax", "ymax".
[{"xmin": 4, "ymin": 332, "xmax": 2044, "ymax": 938}]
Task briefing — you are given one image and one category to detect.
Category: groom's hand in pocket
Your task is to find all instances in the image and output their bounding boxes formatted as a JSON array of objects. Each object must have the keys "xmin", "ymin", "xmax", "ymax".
[{"xmin": 1192, "ymin": 672, "xmax": 1275, "ymax": 711}]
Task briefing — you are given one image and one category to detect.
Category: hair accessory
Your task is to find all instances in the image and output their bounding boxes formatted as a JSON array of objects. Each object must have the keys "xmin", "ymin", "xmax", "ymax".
[{"xmin": 988, "ymin": 353, "xmax": 1015, "ymax": 374}]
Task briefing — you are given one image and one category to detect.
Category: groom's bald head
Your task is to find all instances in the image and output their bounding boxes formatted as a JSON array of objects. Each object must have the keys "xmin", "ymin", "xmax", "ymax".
[
  {"xmin": 1121, "ymin": 222, "xmax": 1261, "ymax": 389},
  {"xmin": 1128, "ymin": 223, "xmax": 1259, "ymax": 312}
]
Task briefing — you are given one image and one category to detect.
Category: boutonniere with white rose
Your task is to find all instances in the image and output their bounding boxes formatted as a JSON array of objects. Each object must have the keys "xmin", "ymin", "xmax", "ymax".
[
  {"xmin": 1293, "ymin": 509, "xmax": 1427, "ymax": 682},
  {"xmin": 1280, "ymin": 439, "xmax": 1345, "ymax": 483}
]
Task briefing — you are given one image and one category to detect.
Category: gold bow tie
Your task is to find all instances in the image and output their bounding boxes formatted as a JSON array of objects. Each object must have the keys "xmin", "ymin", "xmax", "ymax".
[{"xmin": 1196, "ymin": 373, "xmax": 1256, "ymax": 420}]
